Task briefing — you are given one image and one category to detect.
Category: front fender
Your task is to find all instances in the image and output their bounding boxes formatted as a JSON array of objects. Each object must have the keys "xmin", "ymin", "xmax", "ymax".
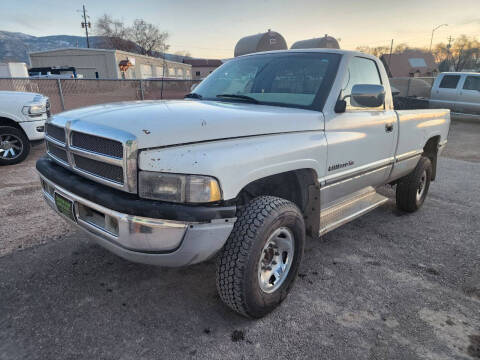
[
  {"xmin": 138, "ymin": 132, "xmax": 327, "ymax": 200},
  {"xmin": 0, "ymin": 110, "xmax": 24, "ymax": 123}
]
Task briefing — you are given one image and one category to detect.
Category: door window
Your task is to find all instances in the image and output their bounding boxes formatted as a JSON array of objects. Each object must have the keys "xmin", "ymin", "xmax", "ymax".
[
  {"xmin": 342, "ymin": 57, "xmax": 383, "ymax": 110},
  {"xmin": 439, "ymin": 75, "xmax": 460, "ymax": 89},
  {"xmin": 463, "ymin": 76, "xmax": 480, "ymax": 91}
]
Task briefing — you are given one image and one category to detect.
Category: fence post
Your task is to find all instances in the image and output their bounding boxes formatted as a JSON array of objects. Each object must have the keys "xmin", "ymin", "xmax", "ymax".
[
  {"xmin": 57, "ymin": 79, "xmax": 65, "ymax": 111},
  {"xmin": 406, "ymin": 78, "xmax": 411, "ymax": 97},
  {"xmin": 139, "ymin": 79, "xmax": 145, "ymax": 100}
]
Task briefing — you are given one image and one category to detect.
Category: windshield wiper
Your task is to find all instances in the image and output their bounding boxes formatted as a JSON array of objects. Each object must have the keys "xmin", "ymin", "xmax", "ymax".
[
  {"xmin": 184, "ymin": 93, "xmax": 203, "ymax": 99},
  {"xmin": 216, "ymin": 94, "xmax": 259, "ymax": 103}
]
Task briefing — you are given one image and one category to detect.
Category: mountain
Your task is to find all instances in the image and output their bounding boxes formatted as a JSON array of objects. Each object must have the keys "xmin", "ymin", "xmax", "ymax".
[
  {"xmin": 0, "ymin": 30, "xmax": 190, "ymax": 64},
  {"xmin": 0, "ymin": 31, "xmax": 104, "ymax": 63}
]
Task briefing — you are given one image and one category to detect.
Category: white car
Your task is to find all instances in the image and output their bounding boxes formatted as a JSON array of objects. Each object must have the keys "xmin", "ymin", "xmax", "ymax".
[
  {"xmin": 430, "ymin": 72, "xmax": 480, "ymax": 115},
  {"xmin": 0, "ymin": 91, "xmax": 50, "ymax": 164},
  {"xmin": 37, "ymin": 49, "xmax": 450, "ymax": 318}
]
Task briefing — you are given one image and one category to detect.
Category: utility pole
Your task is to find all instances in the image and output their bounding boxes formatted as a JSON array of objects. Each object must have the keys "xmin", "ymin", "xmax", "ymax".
[
  {"xmin": 80, "ymin": 5, "xmax": 91, "ymax": 48},
  {"xmin": 446, "ymin": 36, "xmax": 454, "ymax": 71},
  {"xmin": 388, "ymin": 39, "xmax": 394, "ymax": 66}
]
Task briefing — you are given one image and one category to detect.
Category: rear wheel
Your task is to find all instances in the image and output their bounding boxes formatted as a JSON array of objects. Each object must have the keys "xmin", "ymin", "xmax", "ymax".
[
  {"xmin": 216, "ymin": 196, "xmax": 305, "ymax": 318},
  {"xmin": 0, "ymin": 126, "xmax": 30, "ymax": 165},
  {"xmin": 396, "ymin": 156, "xmax": 432, "ymax": 212}
]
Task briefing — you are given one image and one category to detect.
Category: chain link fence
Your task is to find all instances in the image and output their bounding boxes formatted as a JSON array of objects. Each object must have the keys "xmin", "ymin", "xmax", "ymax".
[
  {"xmin": 0, "ymin": 77, "xmax": 436, "ymax": 113},
  {"xmin": 0, "ymin": 78, "xmax": 201, "ymax": 114}
]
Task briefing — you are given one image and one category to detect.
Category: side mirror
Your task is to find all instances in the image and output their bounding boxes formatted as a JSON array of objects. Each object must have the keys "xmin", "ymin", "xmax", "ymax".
[
  {"xmin": 391, "ymin": 86, "xmax": 401, "ymax": 97},
  {"xmin": 351, "ymin": 84, "xmax": 385, "ymax": 108},
  {"xmin": 334, "ymin": 99, "xmax": 346, "ymax": 113}
]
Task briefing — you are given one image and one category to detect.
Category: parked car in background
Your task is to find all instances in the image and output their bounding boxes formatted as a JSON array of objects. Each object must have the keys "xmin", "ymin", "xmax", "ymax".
[
  {"xmin": 0, "ymin": 91, "xmax": 49, "ymax": 164},
  {"xmin": 430, "ymin": 72, "xmax": 480, "ymax": 115},
  {"xmin": 37, "ymin": 49, "xmax": 450, "ymax": 318}
]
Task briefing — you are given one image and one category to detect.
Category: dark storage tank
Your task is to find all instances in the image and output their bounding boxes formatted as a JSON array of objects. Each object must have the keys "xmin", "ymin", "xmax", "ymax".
[
  {"xmin": 234, "ymin": 30, "xmax": 287, "ymax": 57},
  {"xmin": 291, "ymin": 35, "xmax": 340, "ymax": 50}
]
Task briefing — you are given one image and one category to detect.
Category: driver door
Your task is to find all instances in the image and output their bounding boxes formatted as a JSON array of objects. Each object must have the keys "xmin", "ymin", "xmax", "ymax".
[{"xmin": 322, "ymin": 56, "xmax": 397, "ymax": 207}]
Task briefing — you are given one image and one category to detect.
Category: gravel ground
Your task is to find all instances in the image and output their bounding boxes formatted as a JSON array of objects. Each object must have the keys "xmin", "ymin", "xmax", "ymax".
[
  {"xmin": 0, "ymin": 143, "xmax": 73, "ymax": 256},
  {"xmin": 0, "ymin": 118, "xmax": 479, "ymax": 359}
]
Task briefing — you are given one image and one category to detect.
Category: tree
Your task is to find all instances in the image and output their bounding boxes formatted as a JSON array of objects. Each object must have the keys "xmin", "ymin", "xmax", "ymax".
[
  {"xmin": 94, "ymin": 14, "xmax": 136, "ymax": 52},
  {"xmin": 130, "ymin": 19, "xmax": 170, "ymax": 57},
  {"xmin": 357, "ymin": 43, "xmax": 430, "ymax": 57},
  {"xmin": 94, "ymin": 15, "xmax": 170, "ymax": 57},
  {"xmin": 356, "ymin": 45, "xmax": 390, "ymax": 57},
  {"xmin": 433, "ymin": 35, "xmax": 480, "ymax": 71}
]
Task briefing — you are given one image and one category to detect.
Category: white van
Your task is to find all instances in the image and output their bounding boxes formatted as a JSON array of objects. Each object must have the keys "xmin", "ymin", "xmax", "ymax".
[{"xmin": 430, "ymin": 72, "xmax": 480, "ymax": 115}]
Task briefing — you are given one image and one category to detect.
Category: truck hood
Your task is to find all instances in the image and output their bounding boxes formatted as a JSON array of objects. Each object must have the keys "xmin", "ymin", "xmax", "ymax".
[{"xmin": 53, "ymin": 100, "xmax": 324, "ymax": 149}]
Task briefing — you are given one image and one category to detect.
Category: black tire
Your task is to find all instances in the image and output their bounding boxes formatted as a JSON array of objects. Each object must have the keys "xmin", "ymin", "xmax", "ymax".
[
  {"xmin": 396, "ymin": 156, "xmax": 432, "ymax": 212},
  {"xmin": 216, "ymin": 196, "xmax": 305, "ymax": 318},
  {"xmin": 0, "ymin": 126, "xmax": 30, "ymax": 165}
]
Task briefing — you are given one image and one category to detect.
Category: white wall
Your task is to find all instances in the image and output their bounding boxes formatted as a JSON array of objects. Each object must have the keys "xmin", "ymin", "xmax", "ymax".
[{"xmin": 0, "ymin": 63, "xmax": 29, "ymax": 78}]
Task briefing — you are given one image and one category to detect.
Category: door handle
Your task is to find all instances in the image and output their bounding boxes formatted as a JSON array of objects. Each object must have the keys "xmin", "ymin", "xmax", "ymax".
[{"xmin": 385, "ymin": 123, "xmax": 394, "ymax": 132}]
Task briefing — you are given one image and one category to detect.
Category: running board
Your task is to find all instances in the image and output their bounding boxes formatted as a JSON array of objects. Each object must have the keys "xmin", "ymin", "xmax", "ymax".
[{"xmin": 319, "ymin": 187, "xmax": 388, "ymax": 236}]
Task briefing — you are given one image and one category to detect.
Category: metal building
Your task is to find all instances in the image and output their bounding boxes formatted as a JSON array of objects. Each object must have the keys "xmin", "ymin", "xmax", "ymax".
[
  {"xmin": 234, "ymin": 30, "xmax": 287, "ymax": 57},
  {"xmin": 29, "ymin": 48, "xmax": 192, "ymax": 80},
  {"xmin": 183, "ymin": 59, "xmax": 223, "ymax": 80},
  {"xmin": 291, "ymin": 35, "xmax": 340, "ymax": 50}
]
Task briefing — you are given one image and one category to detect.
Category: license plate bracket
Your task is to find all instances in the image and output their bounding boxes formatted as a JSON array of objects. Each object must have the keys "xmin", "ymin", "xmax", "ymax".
[{"xmin": 54, "ymin": 193, "xmax": 76, "ymax": 222}]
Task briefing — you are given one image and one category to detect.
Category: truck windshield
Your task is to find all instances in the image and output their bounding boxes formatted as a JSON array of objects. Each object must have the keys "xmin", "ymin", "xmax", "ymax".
[{"xmin": 191, "ymin": 52, "xmax": 341, "ymax": 110}]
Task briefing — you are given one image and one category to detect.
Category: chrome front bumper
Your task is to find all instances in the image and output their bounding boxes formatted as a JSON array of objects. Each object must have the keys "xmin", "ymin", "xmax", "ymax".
[{"xmin": 39, "ymin": 174, "xmax": 235, "ymax": 266}]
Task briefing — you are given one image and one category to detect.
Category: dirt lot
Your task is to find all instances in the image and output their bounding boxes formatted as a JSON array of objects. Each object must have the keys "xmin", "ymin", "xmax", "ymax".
[{"xmin": 0, "ymin": 118, "xmax": 479, "ymax": 359}]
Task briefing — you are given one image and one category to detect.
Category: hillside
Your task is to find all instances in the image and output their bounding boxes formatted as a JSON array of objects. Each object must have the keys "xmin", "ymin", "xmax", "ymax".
[{"xmin": 0, "ymin": 30, "xmax": 188, "ymax": 64}]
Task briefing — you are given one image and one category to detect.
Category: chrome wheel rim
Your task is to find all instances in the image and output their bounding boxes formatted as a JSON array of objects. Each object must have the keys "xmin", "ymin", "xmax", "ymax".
[
  {"xmin": 0, "ymin": 134, "xmax": 23, "ymax": 160},
  {"xmin": 416, "ymin": 170, "xmax": 427, "ymax": 201},
  {"xmin": 257, "ymin": 227, "xmax": 294, "ymax": 293}
]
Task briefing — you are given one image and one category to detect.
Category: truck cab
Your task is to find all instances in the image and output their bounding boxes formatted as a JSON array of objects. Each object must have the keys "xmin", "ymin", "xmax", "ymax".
[
  {"xmin": 36, "ymin": 49, "xmax": 450, "ymax": 318},
  {"xmin": 430, "ymin": 72, "xmax": 480, "ymax": 115}
]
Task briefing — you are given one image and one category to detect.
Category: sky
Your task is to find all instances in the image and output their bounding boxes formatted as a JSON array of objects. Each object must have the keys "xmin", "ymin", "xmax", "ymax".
[{"xmin": 1, "ymin": 0, "xmax": 479, "ymax": 58}]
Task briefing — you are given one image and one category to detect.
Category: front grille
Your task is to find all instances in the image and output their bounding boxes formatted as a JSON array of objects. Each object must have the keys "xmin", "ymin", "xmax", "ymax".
[
  {"xmin": 43, "ymin": 122, "xmax": 135, "ymax": 192},
  {"xmin": 46, "ymin": 141, "xmax": 68, "ymax": 163},
  {"xmin": 71, "ymin": 132, "xmax": 123, "ymax": 158},
  {"xmin": 74, "ymin": 154, "xmax": 124, "ymax": 184},
  {"xmin": 46, "ymin": 123, "xmax": 65, "ymax": 143}
]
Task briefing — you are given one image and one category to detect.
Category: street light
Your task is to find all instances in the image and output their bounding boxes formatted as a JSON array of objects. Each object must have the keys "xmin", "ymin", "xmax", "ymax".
[{"xmin": 429, "ymin": 24, "xmax": 448, "ymax": 52}]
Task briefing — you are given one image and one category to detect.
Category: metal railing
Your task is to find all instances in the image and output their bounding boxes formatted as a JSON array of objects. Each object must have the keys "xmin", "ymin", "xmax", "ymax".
[{"xmin": 0, "ymin": 78, "xmax": 201, "ymax": 114}]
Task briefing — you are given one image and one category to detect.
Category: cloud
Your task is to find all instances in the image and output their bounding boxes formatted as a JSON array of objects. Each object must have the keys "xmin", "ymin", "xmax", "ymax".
[
  {"xmin": 457, "ymin": 18, "xmax": 480, "ymax": 26},
  {"xmin": 8, "ymin": 15, "xmax": 43, "ymax": 32}
]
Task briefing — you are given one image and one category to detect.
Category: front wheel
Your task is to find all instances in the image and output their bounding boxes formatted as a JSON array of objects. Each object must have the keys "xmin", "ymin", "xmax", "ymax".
[
  {"xmin": 396, "ymin": 156, "xmax": 432, "ymax": 212},
  {"xmin": 0, "ymin": 126, "xmax": 30, "ymax": 165},
  {"xmin": 216, "ymin": 196, "xmax": 305, "ymax": 318}
]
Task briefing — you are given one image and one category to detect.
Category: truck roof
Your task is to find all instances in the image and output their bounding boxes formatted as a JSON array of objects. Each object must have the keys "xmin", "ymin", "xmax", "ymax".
[
  {"xmin": 236, "ymin": 48, "xmax": 377, "ymax": 60},
  {"xmin": 0, "ymin": 90, "xmax": 41, "ymax": 97},
  {"xmin": 437, "ymin": 71, "xmax": 480, "ymax": 76}
]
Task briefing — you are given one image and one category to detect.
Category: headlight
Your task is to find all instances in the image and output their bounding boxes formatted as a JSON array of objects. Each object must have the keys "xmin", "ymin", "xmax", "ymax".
[
  {"xmin": 22, "ymin": 103, "xmax": 47, "ymax": 116},
  {"xmin": 139, "ymin": 172, "xmax": 222, "ymax": 203}
]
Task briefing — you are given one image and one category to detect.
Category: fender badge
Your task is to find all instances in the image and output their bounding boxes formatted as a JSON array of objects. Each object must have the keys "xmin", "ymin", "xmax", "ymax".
[{"xmin": 328, "ymin": 161, "xmax": 354, "ymax": 172}]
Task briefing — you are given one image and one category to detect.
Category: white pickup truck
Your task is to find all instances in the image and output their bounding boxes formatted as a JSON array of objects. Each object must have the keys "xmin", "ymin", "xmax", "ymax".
[
  {"xmin": 37, "ymin": 49, "xmax": 450, "ymax": 318},
  {"xmin": 0, "ymin": 91, "xmax": 50, "ymax": 164}
]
